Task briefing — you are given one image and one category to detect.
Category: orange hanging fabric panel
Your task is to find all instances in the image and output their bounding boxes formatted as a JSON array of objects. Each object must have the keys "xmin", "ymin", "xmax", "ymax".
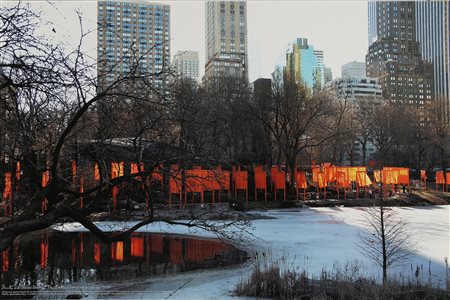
[
  {"xmin": 398, "ymin": 168, "xmax": 410, "ymax": 185},
  {"xmin": 169, "ymin": 169, "xmax": 182, "ymax": 194},
  {"xmin": 71, "ymin": 161, "xmax": 77, "ymax": 184},
  {"xmin": 436, "ymin": 171, "xmax": 445, "ymax": 184},
  {"xmin": 94, "ymin": 163, "xmax": 100, "ymax": 181},
  {"xmin": 3, "ymin": 173, "xmax": 12, "ymax": 216},
  {"xmin": 317, "ymin": 172, "xmax": 327, "ymax": 188},
  {"xmin": 356, "ymin": 171, "xmax": 371, "ymax": 187},
  {"xmin": 42, "ymin": 170, "xmax": 50, "ymax": 187},
  {"xmin": 347, "ymin": 167, "xmax": 366, "ymax": 182},
  {"xmin": 365, "ymin": 174, "xmax": 372, "ymax": 186},
  {"xmin": 41, "ymin": 171, "xmax": 50, "ymax": 212},
  {"xmin": 79, "ymin": 176, "xmax": 84, "ymax": 209},
  {"xmin": 130, "ymin": 163, "xmax": 139, "ymax": 174},
  {"xmin": 185, "ymin": 170, "xmax": 204, "ymax": 193},
  {"xmin": 118, "ymin": 162, "xmax": 124, "ymax": 177},
  {"xmin": 235, "ymin": 171, "xmax": 248, "ymax": 190},
  {"xmin": 15, "ymin": 162, "xmax": 20, "ymax": 181},
  {"xmin": 336, "ymin": 171, "xmax": 349, "ymax": 187},
  {"xmin": 219, "ymin": 171, "xmax": 230, "ymax": 191},
  {"xmin": 111, "ymin": 162, "xmax": 120, "ymax": 179},
  {"xmin": 207, "ymin": 170, "xmax": 220, "ymax": 190},
  {"xmin": 420, "ymin": 170, "xmax": 427, "ymax": 180},
  {"xmin": 3, "ymin": 173, "xmax": 12, "ymax": 202},
  {"xmin": 295, "ymin": 171, "xmax": 307, "ymax": 189},
  {"xmin": 152, "ymin": 165, "xmax": 163, "ymax": 182},
  {"xmin": 111, "ymin": 162, "xmax": 120, "ymax": 209},
  {"xmin": 373, "ymin": 170, "xmax": 381, "ymax": 183},
  {"xmin": 255, "ymin": 171, "xmax": 267, "ymax": 190},
  {"xmin": 312, "ymin": 167, "xmax": 320, "ymax": 183},
  {"xmin": 336, "ymin": 167, "xmax": 349, "ymax": 185},
  {"xmin": 347, "ymin": 167, "xmax": 357, "ymax": 182},
  {"xmin": 131, "ymin": 235, "xmax": 144, "ymax": 258},
  {"xmin": 199, "ymin": 170, "xmax": 212, "ymax": 191},
  {"xmin": 383, "ymin": 167, "xmax": 399, "ymax": 185},
  {"xmin": 324, "ymin": 166, "xmax": 336, "ymax": 183},
  {"xmin": 111, "ymin": 161, "xmax": 124, "ymax": 178}
]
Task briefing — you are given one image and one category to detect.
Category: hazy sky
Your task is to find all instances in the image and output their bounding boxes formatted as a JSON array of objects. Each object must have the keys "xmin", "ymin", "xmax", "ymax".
[{"xmin": 6, "ymin": 0, "xmax": 368, "ymax": 82}]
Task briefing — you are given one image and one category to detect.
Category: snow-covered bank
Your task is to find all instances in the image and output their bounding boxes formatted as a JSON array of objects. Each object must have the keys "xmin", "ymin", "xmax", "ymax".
[{"xmin": 49, "ymin": 206, "xmax": 449, "ymax": 299}]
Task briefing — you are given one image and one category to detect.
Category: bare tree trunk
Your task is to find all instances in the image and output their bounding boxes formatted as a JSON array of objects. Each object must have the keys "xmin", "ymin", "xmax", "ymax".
[
  {"xmin": 288, "ymin": 157, "xmax": 296, "ymax": 195},
  {"xmin": 380, "ymin": 199, "xmax": 388, "ymax": 283}
]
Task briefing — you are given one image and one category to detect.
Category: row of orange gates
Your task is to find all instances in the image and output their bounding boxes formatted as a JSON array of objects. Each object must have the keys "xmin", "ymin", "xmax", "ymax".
[{"xmin": 2, "ymin": 162, "xmax": 450, "ymax": 216}]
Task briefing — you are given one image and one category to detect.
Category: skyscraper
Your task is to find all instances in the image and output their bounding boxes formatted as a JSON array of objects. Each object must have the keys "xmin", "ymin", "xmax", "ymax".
[
  {"xmin": 314, "ymin": 49, "xmax": 325, "ymax": 87},
  {"xmin": 415, "ymin": 1, "xmax": 450, "ymax": 119},
  {"xmin": 205, "ymin": 1, "xmax": 248, "ymax": 82},
  {"xmin": 172, "ymin": 51, "xmax": 199, "ymax": 81},
  {"xmin": 366, "ymin": 1, "xmax": 433, "ymax": 108},
  {"xmin": 278, "ymin": 38, "xmax": 325, "ymax": 91},
  {"xmin": 97, "ymin": 0, "xmax": 170, "ymax": 91}
]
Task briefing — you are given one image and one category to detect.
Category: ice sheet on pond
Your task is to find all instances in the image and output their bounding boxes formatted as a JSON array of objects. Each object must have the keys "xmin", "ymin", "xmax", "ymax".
[{"xmin": 46, "ymin": 206, "xmax": 449, "ymax": 299}]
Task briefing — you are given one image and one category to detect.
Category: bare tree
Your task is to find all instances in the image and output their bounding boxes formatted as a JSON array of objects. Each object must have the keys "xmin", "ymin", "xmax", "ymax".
[
  {"xmin": 359, "ymin": 187, "xmax": 415, "ymax": 283},
  {"xmin": 353, "ymin": 97, "xmax": 379, "ymax": 166},
  {"xmin": 247, "ymin": 68, "xmax": 338, "ymax": 192},
  {"xmin": 402, "ymin": 105, "xmax": 430, "ymax": 171},
  {"xmin": 0, "ymin": 3, "xmax": 250, "ymax": 254},
  {"xmin": 365, "ymin": 100, "xmax": 408, "ymax": 165}
]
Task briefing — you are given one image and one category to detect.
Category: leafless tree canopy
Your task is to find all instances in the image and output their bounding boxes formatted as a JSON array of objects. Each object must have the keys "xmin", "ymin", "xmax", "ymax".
[
  {"xmin": 359, "ymin": 204, "xmax": 415, "ymax": 282},
  {"xmin": 0, "ymin": 3, "xmax": 252, "ymax": 252}
]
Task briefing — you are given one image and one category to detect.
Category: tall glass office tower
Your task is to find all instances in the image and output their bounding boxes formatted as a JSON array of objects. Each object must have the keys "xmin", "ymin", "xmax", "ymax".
[
  {"xmin": 415, "ymin": 1, "xmax": 449, "ymax": 119},
  {"xmin": 278, "ymin": 38, "xmax": 324, "ymax": 91}
]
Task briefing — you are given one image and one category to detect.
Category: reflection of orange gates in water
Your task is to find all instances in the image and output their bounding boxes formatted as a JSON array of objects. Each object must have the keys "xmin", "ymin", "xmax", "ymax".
[
  {"xmin": 131, "ymin": 235, "xmax": 144, "ymax": 258},
  {"xmin": 2, "ymin": 247, "xmax": 9, "ymax": 273},
  {"xmin": 2, "ymin": 231, "xmax": 246, "ymax": 288},
  {"xmin": 40, "ymin": 233, "xmax": 49, "ymax": 269}
]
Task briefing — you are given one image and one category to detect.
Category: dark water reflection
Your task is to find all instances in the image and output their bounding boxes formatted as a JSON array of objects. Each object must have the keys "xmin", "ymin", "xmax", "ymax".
[{"xmin": 1, "ymin": 231, "xmax": 246, "ymax": 288}]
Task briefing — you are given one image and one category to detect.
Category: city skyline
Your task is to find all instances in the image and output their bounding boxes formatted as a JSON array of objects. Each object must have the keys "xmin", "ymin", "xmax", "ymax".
[{"xmin": 16, "ymin": 0, "xmax": 367, "ymax": 82}]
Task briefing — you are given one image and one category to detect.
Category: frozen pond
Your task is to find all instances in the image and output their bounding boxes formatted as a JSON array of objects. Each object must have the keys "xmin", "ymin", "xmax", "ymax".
[
  {"xmin": 0, "ymin": 232, "xmax": 246, "ymax": 298},
  {"xmin": 4, "ymin": 205, "xmax": 448, "ymax": 299}
]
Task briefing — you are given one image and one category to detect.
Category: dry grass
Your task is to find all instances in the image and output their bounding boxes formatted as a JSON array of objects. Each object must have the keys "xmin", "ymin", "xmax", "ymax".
[
  {"xmin": 235, "ymin": 253, "xmax": 448, "ymax": 299},
  {"xmin": 412, "ymin": 189, "xmax": 449, "ymax": 205}
]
